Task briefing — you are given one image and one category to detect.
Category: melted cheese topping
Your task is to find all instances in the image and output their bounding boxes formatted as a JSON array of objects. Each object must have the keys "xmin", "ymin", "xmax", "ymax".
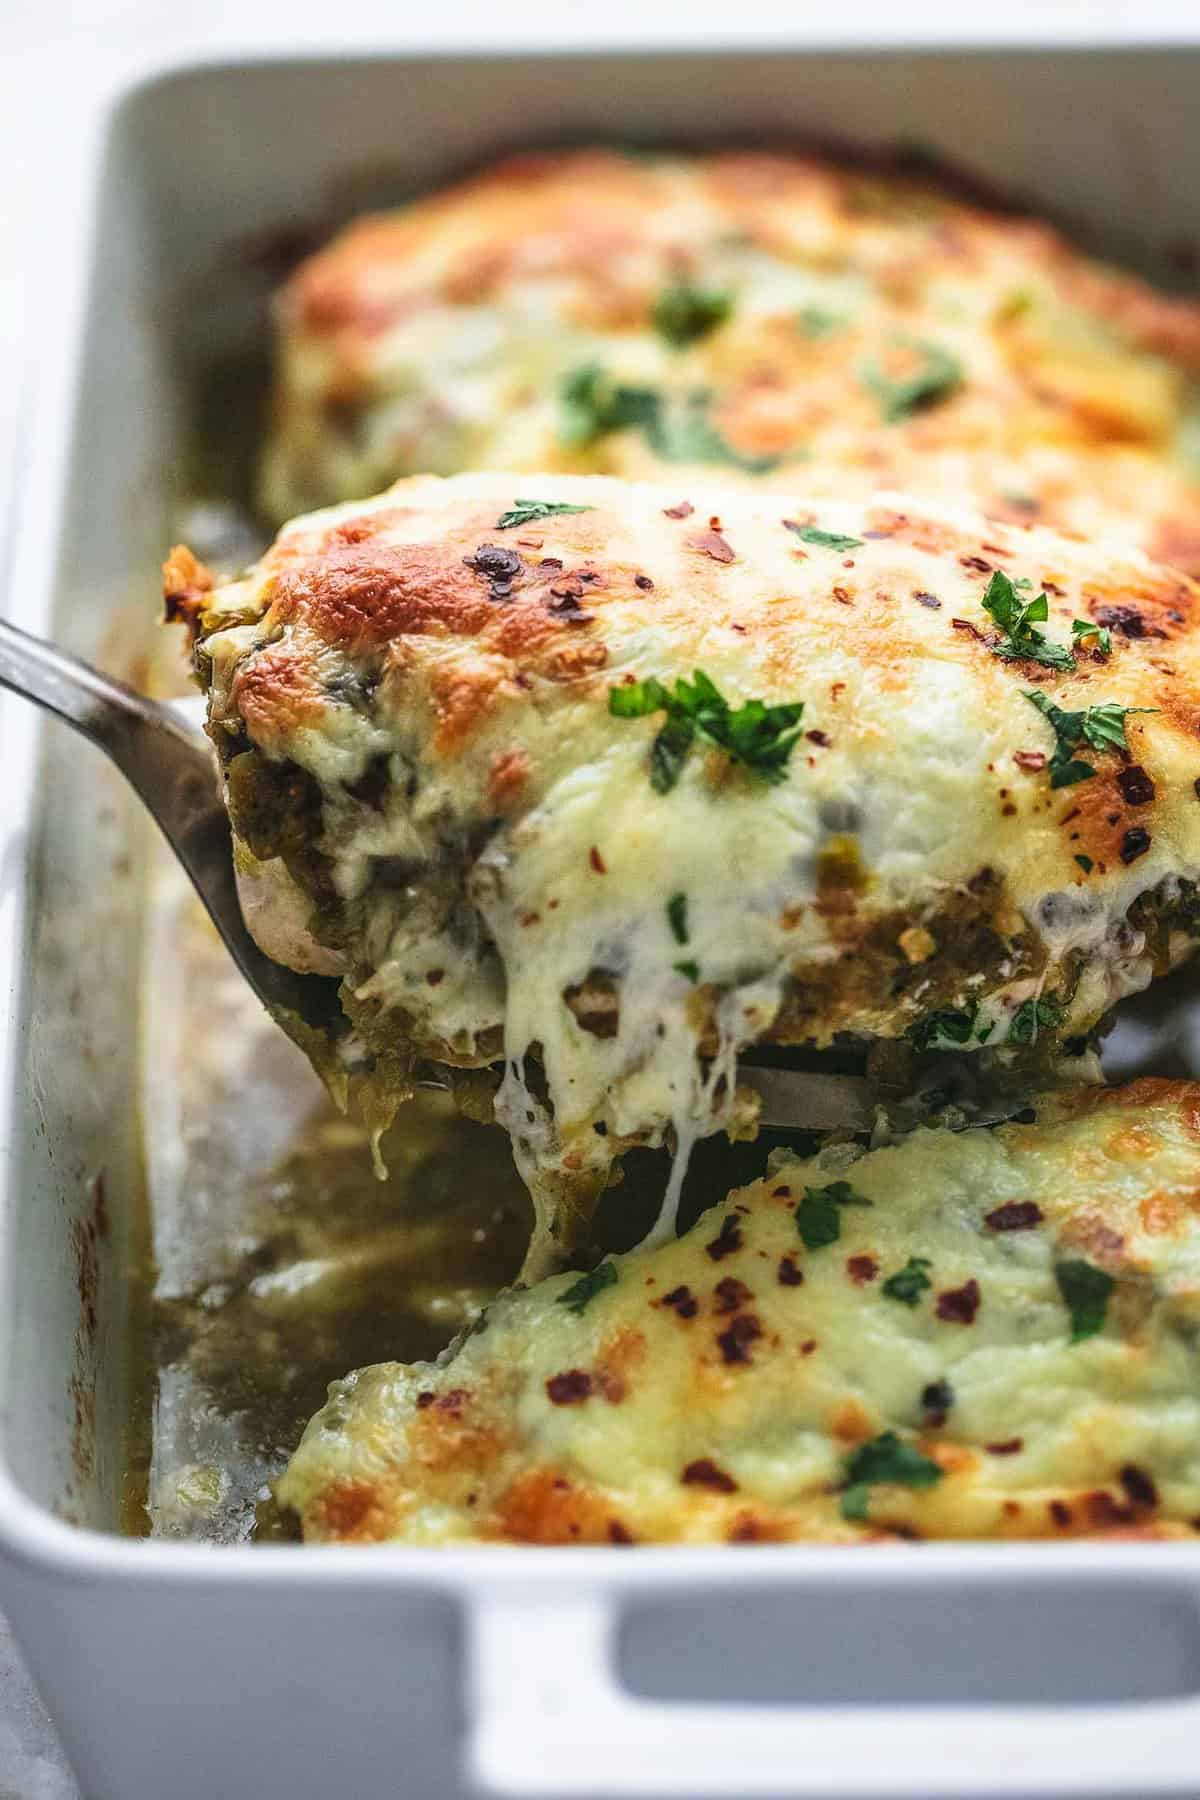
[
  {"xmin": 190, "ymin": 473, "xmax": 1200, "ymax": 1267},
  {"xmin": 259, "ymin": 148, "xmax": 1200, "ymax": 575},
  {"xmin": 277, "ymin": 1079, "xmax": 1200, "ymax": 1544}
]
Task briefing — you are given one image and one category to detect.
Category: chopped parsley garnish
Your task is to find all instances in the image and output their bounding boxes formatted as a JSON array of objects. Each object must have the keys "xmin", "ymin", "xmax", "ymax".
[
  {"xmin": 860, "ymin": 337, "xmax": 963, "ymax": 423},
  {"xmin": 495, "ymin": 499, "xmax": 594, "ymax": 531},
  {"xmin": 1023, "ymin": 691, "xmax": 1158, "ymax": 789},
  {"xmin": 784, "ymin": 522, "xmax": 865, "ymax": 552},
  {"xmin": 673, "ymin": 958, "xmax": 700, "ymax": 983},
  {"xmin": 1075, "ymin": 853, "xmax": 1094, "ymax": 873},
  {"xmin": 1072, "ymin": 618, "xmax": 1113, "ymax": 656},
  {"xmin": 666, "ymin": 892, "xmax": 689, "ymax": 945},
  {"xmin": 982, "ymin": 571, "xmax": 1075, "ymax": 671},
  {"xmin": 909, "ymin": 1005, "xmax": 991, "ymax": 1052},
  {"xmin": 560, "ymin": 365, "xmax": 782, "ymax": 473},
  {"xmin": 796, "ymin": 306, "xmax": 843, "ymax": 340},
  {"xmin": 840, "ymin": 1430, "xmax": 943, "ymax": 1520},
  {"xmin": 653, "ymin": 280, "xmax": 733, "ymax": 348},
  {"xmin": 608, "ymin": 669, "xmax": 805, "ymax": 792},
  {"xmin": 1055, "ymin": 1258, "xmax": 1114, "ymax": 1343},
  {"xmin": 1007, "ymin": 997, "xmax": 1064, "ymax": 1045},
  {"xmin": 881, "ymin": 1256, "xmax": 933, "ymax": 1307},
  {"xmin": 557, "ymin": 1260, "xmax": 618, "ymax": 1315},
  {"xmin": 795, "ymin": 1180, "xmax": 872, "ymax": 1251}
]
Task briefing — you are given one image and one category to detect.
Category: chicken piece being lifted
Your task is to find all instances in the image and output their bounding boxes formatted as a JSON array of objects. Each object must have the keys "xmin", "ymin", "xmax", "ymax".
[{"xmin": 173, "ymin": 472, "xmax": 1200, "ymax": 1272}]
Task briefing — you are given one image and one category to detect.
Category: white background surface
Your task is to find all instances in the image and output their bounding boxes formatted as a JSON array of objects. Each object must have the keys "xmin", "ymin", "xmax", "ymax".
[{"xmin": 0, "ymin": 1, "xmax": 1198, "ymax": 1793}]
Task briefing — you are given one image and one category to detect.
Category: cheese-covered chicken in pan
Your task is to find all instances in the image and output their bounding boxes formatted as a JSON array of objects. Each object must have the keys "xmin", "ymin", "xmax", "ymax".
[
  {"xmin": 177, "ymin": 472, "xmax": 1200, "ymax": 1268},
  {"xmin": 278, "ymin": 1080, "xmax": 1200, "ymax": 1544},
  {"xmin": 259, "ymin": 148, "xmax": 1200, "ymax": 574}
]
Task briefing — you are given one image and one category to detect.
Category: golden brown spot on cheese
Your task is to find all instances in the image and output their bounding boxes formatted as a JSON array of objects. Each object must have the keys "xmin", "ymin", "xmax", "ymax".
[
  {"xmin": 314, "ymin": 1478, "xmax": 391, "ymax": 1542},
  {"xmin": 233, "ymin": 639, "xmax": 327, "ymax": 741},
  {"xmin": 161, "ymin": 543, "xmax": 214, "ymax": 640},
  {"xmin": 1139, "ymin": 1191, "xmax": 1183, "ymax": 1236},
  {"xmin": 496, "ymin": 1467, "xmax": 624, "ymax": 1545},
  {"xmin": 829, "ymin": 1398, "xmax": 875, "ymax": 1444},
  {"xmin": 487, "ymin": 747, "xmax": 531, "ymax": 810}
]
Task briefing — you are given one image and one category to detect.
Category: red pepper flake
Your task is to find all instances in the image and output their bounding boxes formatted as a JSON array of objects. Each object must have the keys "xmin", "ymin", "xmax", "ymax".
[
  {"xmin": 1117, "ymin": 766, "xmax": 1156, "ymax": 807},
  {"xmin": 687, "ymin": 528, "xmax": 736, "ymax": 564},
  {"xmin": 1013, "ymin": 750, "xmax": 1046, "ymax": 772},
  {"xmin": 1119, "ymin": 1464, "xmax": 1159, "ymax": 1509},
  {"xmin": 516, "ymin": 536, "xmax": 543, "ymax": 549},
  {"xmin": 951, "ymin": 617, "xmax": 985, "ymax": 640},
  {"xmin": 936, "ymin": 1278, "xmax": 981, "ymax": 1325},
  {"xmin": 660, "ymin": 1284, "xmax": 699, "ymax": 1320},
  {"xmin": 436, "ymin": 1388, "xmax": 468, "ymax": 1414},
  {"xmin": 984, "ymin": 1201, "xmax": 1043, "ymax": 1232},
  {"xmin": 589, "ymin": 847, "xmax": 607, "ymax": 874},
  {"xmin": 681, "ymin": 1459, "xmax": 739, "ymax": 1493},
  {"xmin": 706, "ymin": 1215, "xmax": 743, "ymax": 1261},
  {"xmin": 914, "ymin": 591, "xmax": 941, "ymax": 609},
  {"xmin": 846, "ymin": 1254, "xmax": 879, "ymax": 1285},
  {"xmin": 1095, "ymin": 601, "xmax": 1157, "ymax": 640},
  {"xmin": 634, "ymin": 574, "xmax": 654, "ymax": 591},
  {"xmin": 415, "ymin": 1391, "xmax": 434, "ymax": 1410},
  {"xmin": 987, "ymin": 1438, "xmax": 1024, "ymax": 1456},
  {"xmin": 1043, "ymin": 580, "xmax": 1066, "ymax": 597},
  {"xmin": 425, "ymin": 968, "xmax": 446, "ymax": 985},
  {"xmin": 1085, "ymin": 1491, "xmax": 1133, "ymax": 1529},
  {"xmin": 539, "ymin": 557, "xmax": 564, "ymax": 571},
  {"xmin": 716, "ymin": 1314, "xmax": 762, "ymax": 1365},
  {"xmin": 771, "ymin": 1185, "xmax": 792, "ymax": 1198},
  {"xmin": 806, "ymin": 729, "xmax": 831, "ymax": 747},
  {"xmin": 777, "ymin": 1255, "xmax": 804, "ymax": 1287},
  {"xmin": 545, "ymin": 1370, "xmax": 593, "ymax": 1405},
  {"xmin": 713, "ymin": 1276, "xmax": 753, "ymax": 1314},
  {"xmin": 1120, "ymin": 827, "xmax": 1151, "ymax": 864},
  {"xmin": 832, "ymin": 585, "xmax": 852, "ymax": 604},
  {"xmin": 609, "ymin": 1520, "xmax": 635, "ymax": 1544},
  {"xmin": 960, "ymin": 555, "xmax": 993, "ymax": 573},
  {"xmin": 1049, "ymin": 1499, "xmax": 1073, "ymax": 1528},
  {"xmin": 663, "ymin": 500, "xmax": 694, "ymax": 520},
  {"xmin": 800, "ymin": 1338, "xmax": 818, "ymax": 1355}
]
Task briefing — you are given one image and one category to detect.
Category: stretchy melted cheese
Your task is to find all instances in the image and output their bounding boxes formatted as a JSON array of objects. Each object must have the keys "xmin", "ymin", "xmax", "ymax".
[
  {"xmin": 277, "ymin": 1080, "xmax": 1200, "ymax": 1544},
  {"xmin": 181, "ymin": 473, "xmax": 1200, "ymax": 1269},
  {"xmin": 259, "ymin": 148, "xmax": 1200, "ymax": 575}
]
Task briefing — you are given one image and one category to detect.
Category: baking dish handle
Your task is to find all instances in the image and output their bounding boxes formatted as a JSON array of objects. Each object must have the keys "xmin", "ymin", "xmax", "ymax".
[{"xmin": 466, "ymin": 1587, "xmax": 1200, "ymax": 1798}]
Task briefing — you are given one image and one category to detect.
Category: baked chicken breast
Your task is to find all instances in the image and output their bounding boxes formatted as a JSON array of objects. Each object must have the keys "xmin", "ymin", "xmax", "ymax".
[
  {"xmin": 173, "ymin": 472, "xmax": 1200, "ymax": 1269},
  {"xmin": 278, "ymin": 1080, "xmax": 1200, "ymax": 1545},
  {"xmin": 259, "ymin": 148, "xmax": 1200, "ymax": 575}
]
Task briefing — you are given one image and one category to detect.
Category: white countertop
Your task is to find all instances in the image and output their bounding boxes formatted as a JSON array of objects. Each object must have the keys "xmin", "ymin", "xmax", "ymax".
[{"xmin": 1, "ymin": 2, "xmax": 1198, "ymax": 1792}]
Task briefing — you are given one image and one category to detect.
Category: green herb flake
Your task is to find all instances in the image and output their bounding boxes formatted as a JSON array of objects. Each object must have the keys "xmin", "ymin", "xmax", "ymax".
[
  {"xmin": 495, "ymin": 499, "xmax": 594, "ymax": 532},
  {"xmin": 1072, "ymin": 618, "xmax": 1113, "ymax": 657},
  {"xmin": 653, "ymin": 280, "xmax": 733, "ymax": 348},
  {"xmin": 1023, "ymin": 691, "xmax": 1158, "ymax": 789},
  {"xmin": 559, "ymin": 365, "xmax": 782, "ymax": 473},
  {"xmin": 1007, "ymin": 997, "xmax": 1064, "ymax": 1046},
  {"xmin": 981, "ymin": 571, "xmax": 1075, "ymax": 671},
  {"xmin": 797, "ymin": 306, "xmax": 843, "ymax": 340},
  {"xmin": 557, "ymin": 1260, "xmax": 619, "ymax": 1316},
  {"xmin": 860, "ymin": 337, "xmax": 963, "ymax": 424},
  {"xmin": 909, "ymin": 1005, "xmax": 980, "ymax": 1053},
  {"xmin": 1075, "ymin": 854, "xmax": 1094, "ymax": 873},
  {"xmin": 1054, "ymin": 1258, "xmax": 1115, "ymax": 1343},
  {"xmin": 881, "ymin": 1256, "xmax": 933, "ymax": 1307},
  {"xmin": 666, "ymin": 892, "xmax": 689, "ymax": 945},
  {"xmin": 608, "ymin": 668, "xmax": 805, "ymax": 792},
  {"xmin": 673, "ymin": 959, "xmax": 700, "ymax": 983},
  {"xmin": 784, "ymin": 522, "xmax": 865, "ymax": 552},
  {"xmin": 840, "ymin": 1430, "xmax": 943, "ymax": 1520},
  {"xmin": 795, "ymin": 1180, "xmax": 872, "ymax": 1251}
]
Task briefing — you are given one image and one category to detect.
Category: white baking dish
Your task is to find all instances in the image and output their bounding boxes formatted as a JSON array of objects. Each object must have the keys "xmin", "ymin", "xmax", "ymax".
[{"xmin": 7, "ymin": 41, "xmax": 1200, "ymax": 1800}]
